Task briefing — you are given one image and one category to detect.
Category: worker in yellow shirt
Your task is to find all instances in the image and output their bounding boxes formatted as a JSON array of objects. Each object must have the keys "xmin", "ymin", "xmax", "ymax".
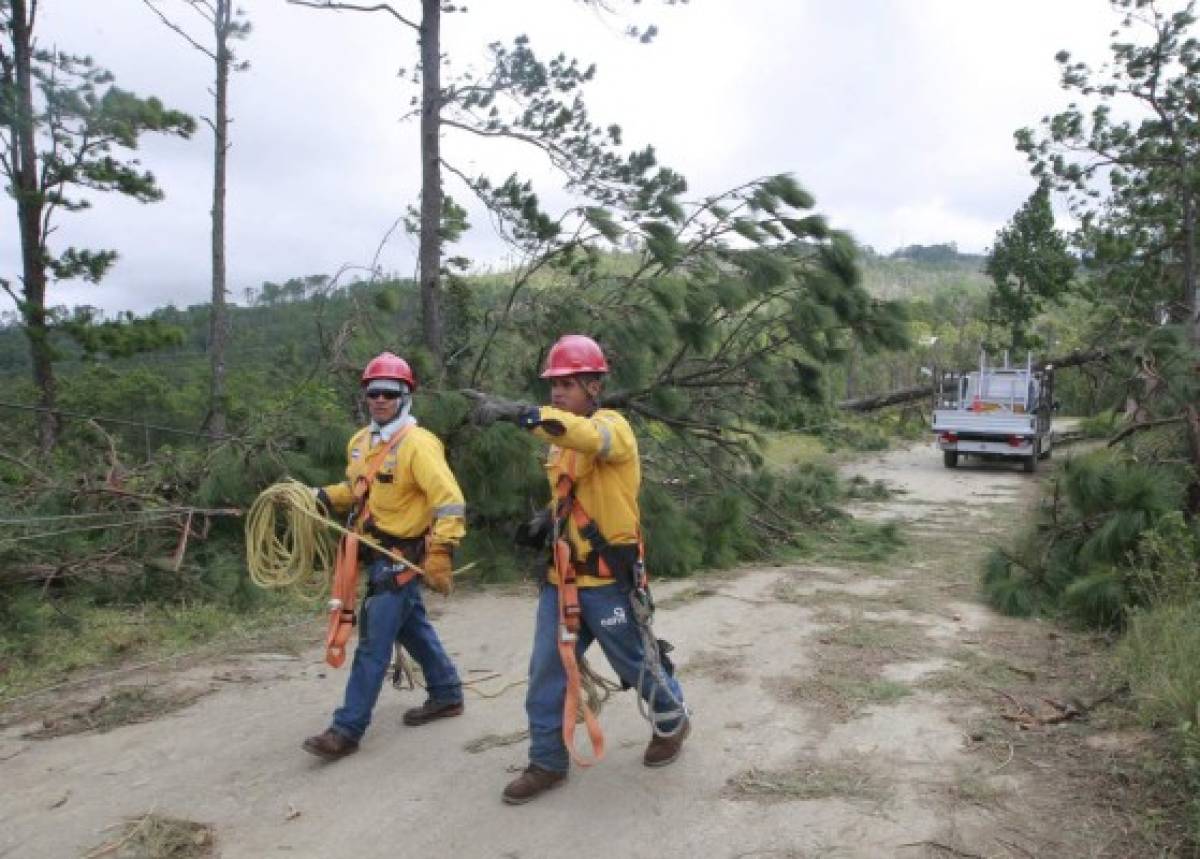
[
  {"xmin": 302, "ymin": 352, "xmax": 466, "ymax": 761},
  {"xmin": 469, "ymin": 334, "xmax": 689, "ymax": 804}
]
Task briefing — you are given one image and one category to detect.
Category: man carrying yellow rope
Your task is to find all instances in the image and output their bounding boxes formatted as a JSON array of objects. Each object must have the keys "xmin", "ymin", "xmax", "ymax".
[{"xmin": 302, "ymin": 352, "xmax": 467, "ymax": 762}]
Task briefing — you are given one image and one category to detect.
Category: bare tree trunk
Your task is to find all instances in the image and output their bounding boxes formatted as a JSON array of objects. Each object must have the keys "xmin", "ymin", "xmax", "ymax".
[
  {"xmin": 1012, "ymin": 278, "xmax": 1026, "ymax": 353},
  {"xmin": 418, "ymin": 0, "xmax": 443, "ymax": 372},
  {"xmin": 203, "ymin": 0, "xmax": 231, "ymax": 435},
  {"xmin": 1184, "ymin": 191, "xmax": 1199, "ymax": 348},
  {"xmin": 844, "ymin": 342, "xmax": 857, "ymax": 399},
  {"xmin": 9, "ymin": 0, "xmax": 57, "ymax": 449}
]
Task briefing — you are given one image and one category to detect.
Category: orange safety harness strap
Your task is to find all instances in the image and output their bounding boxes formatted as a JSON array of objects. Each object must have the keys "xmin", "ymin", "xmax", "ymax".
[
  {"xmin": 551, "ymin": 450, "xmax": 606, "ymax": 766},
  {"xmin": 325, "ymin": 424, "xmax": 416, "ymax": 668},
  {"xmin": 551, "ymin": 445, "xmax": 654, "ymax": 768}
]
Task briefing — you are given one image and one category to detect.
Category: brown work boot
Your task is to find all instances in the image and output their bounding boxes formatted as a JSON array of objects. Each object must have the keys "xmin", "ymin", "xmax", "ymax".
[
  {"xmin": 643, "ymin": 718, "xmax": 691, "ymax": 767},
  {"xmin": 402, "ymin": 698, "xmax": 465, "ymax": 726},
  {"xmin": 502, "ymin": 765, "xmax": 567, "ymax": 805},
  {"xmin": 301, "ymin": 728, "xmax": 359, "ymax": 761}
]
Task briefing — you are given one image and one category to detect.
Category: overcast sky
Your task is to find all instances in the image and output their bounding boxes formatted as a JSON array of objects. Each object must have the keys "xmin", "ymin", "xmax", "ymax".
[{"xmin": 3, "ymin": 0, "xmax": 1123, "ymax": 315}]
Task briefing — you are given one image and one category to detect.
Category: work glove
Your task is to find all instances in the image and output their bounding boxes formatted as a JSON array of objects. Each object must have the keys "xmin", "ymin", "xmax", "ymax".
[
  {"xmin": 310, "ymin": 486, "xmax": 333, "ymax": 516},
  {"xmin": 422, "ymin": 543, "xmax": 455, "ymax": 596},
  {"xmin": 514, "ymin": 508, "xmax": 553, "ymax": 549},
  {"xmin": 462, "ymin": 390, "xmax": 541, "ymax": 429}
]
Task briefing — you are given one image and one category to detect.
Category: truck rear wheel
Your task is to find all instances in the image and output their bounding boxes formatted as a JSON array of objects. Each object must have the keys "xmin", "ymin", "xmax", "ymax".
[
  {"xmin": 943, "ymin": 450, "xmax": 958, "ymax": 469},
  {"xmin": 1023, "ymin": 449, "xmax": 1038, "ymax": 473}
]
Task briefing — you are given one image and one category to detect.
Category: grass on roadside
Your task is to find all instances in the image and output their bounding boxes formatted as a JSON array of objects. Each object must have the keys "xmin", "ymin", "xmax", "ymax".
[
  {"xmin": 84, "ymin": 812, "xmax": 215, "ymax": 859},
  {"xmin": 724, "ymin": 754, "xmax": 889, "ymax": 804},
  {"xmin": 0, "ymin": 593, "xmax": 317, "ymax": 703},
  {"xmin": 23, "ymin": 685, "xmax": 211, "ymax": 739},
  {"xmin": 786, "ymin": 518, "xmax": 906, "ymax": 566}
]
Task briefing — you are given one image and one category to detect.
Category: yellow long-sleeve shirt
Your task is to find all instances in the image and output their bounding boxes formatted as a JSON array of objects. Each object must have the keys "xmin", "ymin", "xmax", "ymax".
[
  {"xmin": 533, "ymin": 406, "xmax": 640, "ymax": 588},
  {"xmin": 322, "ymin": 424, "xmax": 466, "ymax": 547}
]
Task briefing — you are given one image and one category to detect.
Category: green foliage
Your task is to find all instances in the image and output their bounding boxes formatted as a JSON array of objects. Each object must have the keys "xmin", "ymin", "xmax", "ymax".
[
  {"xmin": 1079, "ymin": 409, "xmax": 1122, "ymax": 439},
  {"xmin": 1017, "ymin": 0, "xmax": 1200, "ymax": 338},
  {"xmin": 983, "ymin": 451, "xmax": 1195, "ymax": 629},
  {"xmin": 1121, "ymin": 597, "xmax": 1200, "ymax": 727},
  {"xmin": 640, "ymin": 483, "xmax": 703, "ymax": 578},
  {"xmin": 1, "ymin": 13, "xmax": 196, "ymax": 416},
  {"xmin": 984, "ymin": 182, "xmax": 1076, "ymax": 352},
  {"xmin": 449, "ymin": 423, "xmax": 546, "ymax": 522}
]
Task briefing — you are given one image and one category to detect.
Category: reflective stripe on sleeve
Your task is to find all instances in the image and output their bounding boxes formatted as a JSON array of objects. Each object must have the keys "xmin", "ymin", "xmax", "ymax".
[
  {"xmin": 433, "ymin": 503, "xmax": 466, "ymax": 518},
  {"xmin": 596, "ymin": 420, "xmax": 613, "ymax": 460}
]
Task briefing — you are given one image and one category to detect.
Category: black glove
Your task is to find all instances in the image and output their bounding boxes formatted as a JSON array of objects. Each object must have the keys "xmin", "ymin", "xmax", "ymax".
[
  {"xmin": 514, "ymin": 508, "xmax": 553, "ymax": 549},
  {"xmin": 312, "ymin": 487, "xmax": 333, "ymax": 516},
  {"xmin": 463, "ymin": 390, "xmax": 540, "ymax": 428}
]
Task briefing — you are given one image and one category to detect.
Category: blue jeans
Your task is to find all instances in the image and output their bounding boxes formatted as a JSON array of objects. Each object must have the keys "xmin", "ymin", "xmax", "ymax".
[
  {"xmin": 331, "ymin": 558, "xmax": 462, "ymax": 741},
  {"xmin": 526, "ymin": 583, "xmax": 686, "ymax": 773}
]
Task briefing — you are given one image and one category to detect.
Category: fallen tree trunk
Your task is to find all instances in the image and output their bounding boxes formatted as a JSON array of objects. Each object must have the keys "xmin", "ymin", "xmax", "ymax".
[
  {"xmin": 839, "ymin": 384, "xmax": 933, "ymax": 413},
  {"xmin": 837, "ymin": 347, "xmax": 1112, "ymax": 414}
]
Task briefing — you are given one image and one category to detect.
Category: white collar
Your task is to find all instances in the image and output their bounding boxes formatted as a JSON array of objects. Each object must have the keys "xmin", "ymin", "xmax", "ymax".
[{"xmin": 371, "ymin": 413, "xmax": 417, "ymax": 443}]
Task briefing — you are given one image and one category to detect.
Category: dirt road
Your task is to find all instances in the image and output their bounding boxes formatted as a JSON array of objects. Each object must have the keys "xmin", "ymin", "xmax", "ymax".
[{"xmin": 0, "ymin": 442, "xmax": 1159, "ymax": 858}]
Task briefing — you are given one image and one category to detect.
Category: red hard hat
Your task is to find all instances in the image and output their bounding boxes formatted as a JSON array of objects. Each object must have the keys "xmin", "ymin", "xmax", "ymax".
[
  {"xmin": 361, "ymin": 352, "xmax": 416, "ymax": 389},
  {"xmin": 541, "ymin": 334, "xmax": 609, "ymax": 378}
]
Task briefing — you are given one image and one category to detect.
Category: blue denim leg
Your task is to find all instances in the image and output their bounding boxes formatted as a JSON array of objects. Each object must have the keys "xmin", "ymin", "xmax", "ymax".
[
  {"xmin": 331, "ymin": 558, "xmax": 462, "ymax": 740},
  {"xmin": 580, "ymin": 585, "xmax": 686, "ymax": 733},
  {"xmin": 525, "ymin": 584, "xmax": 686, "ymax": 772},
  {"xmin": 331, "ymin": 586, "xmax": 409, "ymax": 741},
  {"xmin": 526, "ymin": 584, "xmax": 573, "ymax": 773},
  {"xmin": 395, "ymin": 585, "xmax": 462, "ymax": 704}
]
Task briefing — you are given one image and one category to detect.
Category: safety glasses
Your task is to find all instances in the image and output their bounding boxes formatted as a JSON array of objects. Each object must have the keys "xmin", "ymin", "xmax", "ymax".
[{"xmin": 365, "ymin": 389, "xmax": 402, "ymax": 400}]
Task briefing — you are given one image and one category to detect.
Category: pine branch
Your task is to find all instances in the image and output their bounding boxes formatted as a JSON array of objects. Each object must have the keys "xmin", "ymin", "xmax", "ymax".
[
  {"xmin": 441, "ymin": 118, "xmax": 584, "ymax": 176},
  {"xmin": 286, "ymin": 0, "xmax": 419, "ymax": 31},
  {"xmin": 140, "ymin": 0, "xmax": 217, "ymax": 59},
  {"xmin": 1107, "ymin": 413, "xmax": 1186, "ymax": 446}
]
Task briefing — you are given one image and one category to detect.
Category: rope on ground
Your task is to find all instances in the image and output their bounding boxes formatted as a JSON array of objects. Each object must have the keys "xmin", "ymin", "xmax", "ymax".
[
  {"xmin": 391, "ymin": 650, "xmax": 529, "ymax": 700},
  {"xmin": 0, "ymin": 506, "xmax": 239, "ymax": 526},
  {"xmin": 0, "ymin": 399, "xmax": 233, "ymax": 440},
  {"xmin": 0, "ymin": 515, "xmax": 180, "ymax": 547},
  {"xmin": 0, "ymin": 507, "xmax": 242, "ymax": 549}
]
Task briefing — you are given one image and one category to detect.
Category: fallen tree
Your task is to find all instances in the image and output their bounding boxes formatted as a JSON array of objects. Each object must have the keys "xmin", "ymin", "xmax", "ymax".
[{"xmin": 837, "ymin": 347, "xmax": 1112, "ymax": 413}]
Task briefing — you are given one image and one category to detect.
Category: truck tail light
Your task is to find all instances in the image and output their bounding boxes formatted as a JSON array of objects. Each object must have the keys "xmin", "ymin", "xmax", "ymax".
[{"xmin": 940, "ymin": 432, "xmax": 958, "ymax": 443}]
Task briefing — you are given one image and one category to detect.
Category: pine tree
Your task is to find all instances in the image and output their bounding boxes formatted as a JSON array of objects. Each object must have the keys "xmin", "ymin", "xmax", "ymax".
[
  {"xmin": 288, "ymin": 1, "xmax": 683, "ymax": 377},
  {"xmin": 141, "ymin": 0, "xmax": 252, "ymax": 436},
  {"xmin": 985, "ymin": 182, "xmax": 1076, "ymax": 353},
  {"xmin": 0, "ymin": 0, "xmax": 195, "ymax": 449}
]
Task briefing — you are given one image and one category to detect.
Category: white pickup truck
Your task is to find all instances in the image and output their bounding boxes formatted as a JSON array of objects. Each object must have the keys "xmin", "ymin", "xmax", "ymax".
[{"xmin": 932, "ymin": 354, "xmax": 1055, "ymax": 473}]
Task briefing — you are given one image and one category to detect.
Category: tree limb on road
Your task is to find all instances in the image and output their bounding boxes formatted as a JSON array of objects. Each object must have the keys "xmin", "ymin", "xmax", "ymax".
[{"xmin": 837, "ymin": 347, "xmax": 1112, "ymax": 413}]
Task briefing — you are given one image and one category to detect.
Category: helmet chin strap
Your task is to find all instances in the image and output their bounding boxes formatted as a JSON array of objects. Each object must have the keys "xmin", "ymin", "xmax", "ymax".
[
  {"xmin": 372, "ymin": 389, "xmax": 413, "ymax": 433},
  {"xmin": 584, "ymin": 379, "xmax": 601, "ymax": 415}
]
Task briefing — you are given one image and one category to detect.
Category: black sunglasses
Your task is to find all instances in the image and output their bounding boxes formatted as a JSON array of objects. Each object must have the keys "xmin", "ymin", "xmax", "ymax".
[{"xmin": 365, "ymin": 389, "xmax": 402, "ymax": 400}]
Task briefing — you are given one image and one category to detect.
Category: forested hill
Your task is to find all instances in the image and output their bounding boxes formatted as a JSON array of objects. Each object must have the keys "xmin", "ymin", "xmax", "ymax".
[
  {"xmin": 860, "ymin": 243, "xmax": 989, "ymax": 301},
  {"xmin": 0, "ymin": 243, "xmax": 988, "ymax": 379}
]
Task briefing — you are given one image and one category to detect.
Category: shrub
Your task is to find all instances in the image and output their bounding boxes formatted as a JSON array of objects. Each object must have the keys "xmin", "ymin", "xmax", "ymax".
[{"xmin": 982, "ymin": 450, "xmax": 1189, "ymax": 628}]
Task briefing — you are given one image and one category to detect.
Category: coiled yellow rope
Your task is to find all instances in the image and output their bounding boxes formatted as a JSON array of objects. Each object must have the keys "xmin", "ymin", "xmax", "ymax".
[
  {"xmin": 245, "ymin": 480, "xmax": 478, "ymax": 599},
  {"xmin": 244, "ymin": 481, "xmax": 336, "ymax": 597}
]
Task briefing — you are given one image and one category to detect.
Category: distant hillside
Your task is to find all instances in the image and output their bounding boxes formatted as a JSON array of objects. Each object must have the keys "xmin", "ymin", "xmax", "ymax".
[
  {"xmin": 0, "ymin": 244, "xmax": 991, "ymax": 378},
  {"xmin": 859, "ymin": 243, "xmax": 989, "ymax": 301}
]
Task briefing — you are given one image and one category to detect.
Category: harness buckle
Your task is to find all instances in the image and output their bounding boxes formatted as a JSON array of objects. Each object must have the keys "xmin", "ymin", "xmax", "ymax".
[{"xmin": 559, "ymin": 623, "xmax": 578, "ymax": 643}]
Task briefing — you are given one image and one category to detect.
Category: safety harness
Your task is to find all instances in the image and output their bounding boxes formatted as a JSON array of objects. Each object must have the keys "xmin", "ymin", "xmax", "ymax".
[
  {"xmin": 551, "ymin": 451, "xmax": 605, "ymax": 766},
  {"xmin": 325, "ymin": 424, "xmax": 417, "ymax": 668},
  {"xmin": 551, "ymin": 448, "xmax": 688, "ymax": 767}
]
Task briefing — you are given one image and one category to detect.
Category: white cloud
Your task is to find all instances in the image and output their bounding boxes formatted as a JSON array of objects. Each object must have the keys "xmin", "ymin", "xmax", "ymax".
[{"xmin": 1, "ymin": 0, "xmax": 1129, "ymax": 314}]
